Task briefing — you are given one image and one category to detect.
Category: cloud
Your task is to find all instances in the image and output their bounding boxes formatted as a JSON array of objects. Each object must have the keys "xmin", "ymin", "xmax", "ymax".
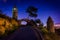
[{"xmin": 3, "ymin": 0, "xmax": 7, "ymax": 3}]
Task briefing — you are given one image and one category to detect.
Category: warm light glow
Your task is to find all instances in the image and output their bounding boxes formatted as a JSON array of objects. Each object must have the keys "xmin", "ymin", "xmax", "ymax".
[
  {"xmin": 54, "ymin": 24, "xmax": 60, "ymax": 26},
  {"xmin": 14, "ymin": 8, "xmax": 17, "ymax": 10}
]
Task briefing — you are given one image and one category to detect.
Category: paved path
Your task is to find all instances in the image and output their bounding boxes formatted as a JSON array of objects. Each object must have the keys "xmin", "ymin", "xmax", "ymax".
[{"xmin": 3, "ymin": 26, "xmax": 44, "ymax": 40}]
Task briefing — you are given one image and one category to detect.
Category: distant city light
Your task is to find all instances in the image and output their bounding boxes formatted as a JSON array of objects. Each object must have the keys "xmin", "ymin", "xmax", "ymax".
[
  {"xmin": 54, "ymin": 24, "xmax": 60, "ymax": 26},
  {"xmin": 21, "ymin": 21, "xmax": 27, "ymax": 25},
  {"xmin": 37, "ymin": 23, "xmax": 40, "ymax": 26}
]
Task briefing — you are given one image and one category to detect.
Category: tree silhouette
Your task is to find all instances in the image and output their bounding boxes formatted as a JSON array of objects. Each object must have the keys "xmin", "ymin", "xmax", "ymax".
[
  {"xmin": 35, "ymin": 19, "xmax": 43, "ymax": 27},
  {"xmin": 35, "ymin": 19, "xmax": 41, "ymax": 23},
  {"xmin": 47, "ymin": 16, "xmax": 55, "ymax": 33},
  {"xmin": 26, "ymin": 6, "xmax": 38, "ymax": 19}
]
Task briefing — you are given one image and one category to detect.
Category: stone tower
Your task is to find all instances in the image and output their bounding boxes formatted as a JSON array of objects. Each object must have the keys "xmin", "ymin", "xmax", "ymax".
[
  {"xmin": 12, "ymin": 5, "xmax": 18, "ymax": 20},
  {"xmin": 47, "ymin": 16, "xmax": 55, "ymax": 33}
]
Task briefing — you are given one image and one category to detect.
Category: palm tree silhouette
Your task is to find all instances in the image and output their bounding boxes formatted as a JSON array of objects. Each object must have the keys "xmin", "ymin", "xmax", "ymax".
[{"xmin": 26, "ymin": 6, "xmax": 38, "ymax": 19}]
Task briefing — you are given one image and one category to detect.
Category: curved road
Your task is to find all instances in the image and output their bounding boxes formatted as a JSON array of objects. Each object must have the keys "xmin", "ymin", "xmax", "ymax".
[{"xmin": 4, "ymin": 26, "xmax": 44, "ymax": 40}]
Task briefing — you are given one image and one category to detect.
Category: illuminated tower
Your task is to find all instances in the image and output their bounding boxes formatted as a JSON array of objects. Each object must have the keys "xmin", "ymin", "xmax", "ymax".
[
  {"xmin": 47, "ymin": 16, "xmax": 55, "ymax": 33},
  {"xmin": 12, "ymin": 6, "xmax": 18, "ymax": 20}
]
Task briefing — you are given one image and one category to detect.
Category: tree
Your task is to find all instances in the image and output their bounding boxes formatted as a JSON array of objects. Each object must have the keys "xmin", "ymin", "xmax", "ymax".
[
  {"xmin": 35, "ymin": 19, "xmax": 43, "ymax": 27},
  {"xmin": 47, "ymin": 16, "xmax": 55, "ymax": 33},
  {"xmin": 30, "ymin": 19, "xmax": 37, "ymax": 26},
  {"xmin": 26, "ymin": 6, "xmax": 38, "ymax": 19}
]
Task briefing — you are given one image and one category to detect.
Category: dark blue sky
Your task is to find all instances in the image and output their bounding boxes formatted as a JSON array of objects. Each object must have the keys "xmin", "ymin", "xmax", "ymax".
[{"xmin": 0, "ymin": 0, "xmax": 60, "ymax": 26}]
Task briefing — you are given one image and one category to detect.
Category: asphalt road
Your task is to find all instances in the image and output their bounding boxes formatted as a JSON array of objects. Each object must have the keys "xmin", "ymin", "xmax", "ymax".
[{"xmin": 4, "ymin": 26, "xmax": 43, "ymax": 40}]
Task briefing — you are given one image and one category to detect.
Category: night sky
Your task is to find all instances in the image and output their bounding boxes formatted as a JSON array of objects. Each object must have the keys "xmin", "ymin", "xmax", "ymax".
[{"xmin": 0, "ymin": 0, "xmax": 60, "ymax": 26}]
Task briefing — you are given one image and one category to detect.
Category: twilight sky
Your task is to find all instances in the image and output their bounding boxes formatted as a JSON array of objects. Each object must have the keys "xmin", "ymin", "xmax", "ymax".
[{"xmin": 0, "ymin": 0, "xmax": 60, "ymax": 26}]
